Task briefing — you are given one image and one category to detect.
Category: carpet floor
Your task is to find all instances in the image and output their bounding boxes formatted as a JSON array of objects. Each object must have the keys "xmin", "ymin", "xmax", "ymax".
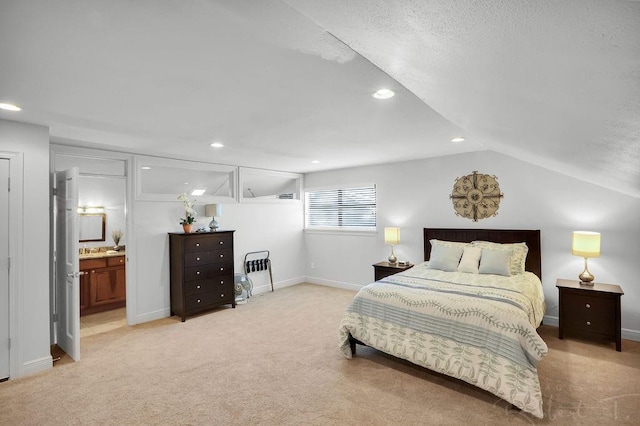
[{"xmin": 1, "ymin": 283, "xmax": 639, "ymax": 425}]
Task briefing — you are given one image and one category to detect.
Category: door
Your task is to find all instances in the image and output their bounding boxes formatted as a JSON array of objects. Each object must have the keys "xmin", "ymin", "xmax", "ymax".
[
  {"xmin": 0, "ymin": 159, "xmax": 9, "ymax": 379},
  {"xmin": 55, "ymin": 168, "xmax": 80, "ymax": 360}
]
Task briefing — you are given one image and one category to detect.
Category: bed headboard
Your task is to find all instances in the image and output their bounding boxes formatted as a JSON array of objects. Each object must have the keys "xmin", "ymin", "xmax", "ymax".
[{"xmin": 423, "ymin": 228, "xmax": 542, "ymax": 279}]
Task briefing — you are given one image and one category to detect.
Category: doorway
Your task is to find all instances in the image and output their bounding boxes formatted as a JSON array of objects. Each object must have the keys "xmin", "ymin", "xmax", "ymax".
[{"xmin": 51, "ymin": 150, "xmax": 129, "ymax": 362}]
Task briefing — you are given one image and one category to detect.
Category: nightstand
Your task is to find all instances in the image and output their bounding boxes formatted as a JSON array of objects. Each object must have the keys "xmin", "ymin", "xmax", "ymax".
[
  {"xmin": 373, "ymin": 261, "xmax": 413, "ymax": 281},
  {"xmin": 556, "ymin": 278, "xmax": 624, "ymax": 351}
]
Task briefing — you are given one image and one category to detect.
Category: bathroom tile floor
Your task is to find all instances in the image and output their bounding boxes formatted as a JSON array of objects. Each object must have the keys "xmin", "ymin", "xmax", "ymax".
[{"xmin": 80, "ymin": 307, "xmax": 127, "ymax": 338}]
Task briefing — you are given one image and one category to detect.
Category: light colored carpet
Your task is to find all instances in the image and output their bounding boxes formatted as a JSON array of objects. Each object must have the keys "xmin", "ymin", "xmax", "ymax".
[{"xmin": 1, "ymin": 283, "xmax": 639, "ymax": 425}]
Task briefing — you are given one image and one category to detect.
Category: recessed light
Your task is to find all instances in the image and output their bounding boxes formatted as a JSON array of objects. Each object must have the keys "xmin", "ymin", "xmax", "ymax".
[
  {"xmin": 141, "ymin": 166, "xmax": 151, "ymax": 170},
  {"xmin": 451, "ymin": 137, "xmax": 466, "ymax": 143},
  {"xmin": 210, "ymin": 142, "xmax": 224, "ymax": 148},
  {"xmin": 372, "ymin": 89, "xmax": 395, "ymax": 100},
  {"xmin": 311, "ymin": 160, "xmax": 320, "ymax": 164},
  {"xmin": 191, "ymin": 188, "xmax": 206, "ymax": 196},
  {"xmin": 0, "ymin": 103, "xmax": 22, "ymax": 112}
]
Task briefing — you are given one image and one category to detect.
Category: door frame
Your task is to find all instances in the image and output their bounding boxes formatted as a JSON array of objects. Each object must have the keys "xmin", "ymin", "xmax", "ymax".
[
  {"xmin": 1, "ymin": 151, "xmax": 23, "ymax": 379},
  {"xmin": 50, "ymin": 144, "xmax": 135, "ymax": 333}
]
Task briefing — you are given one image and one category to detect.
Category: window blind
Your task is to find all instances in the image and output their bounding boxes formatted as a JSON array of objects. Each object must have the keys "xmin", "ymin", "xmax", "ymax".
[{"xmin": 305, "ymin": 185, "xmax": 376, "ymax": 230}]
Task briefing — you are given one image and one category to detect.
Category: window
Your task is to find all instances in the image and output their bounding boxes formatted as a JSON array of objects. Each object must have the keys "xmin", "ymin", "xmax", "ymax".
[{"xmin": 305, "ymin": 185, "xmax": 376, "ymax": 231}]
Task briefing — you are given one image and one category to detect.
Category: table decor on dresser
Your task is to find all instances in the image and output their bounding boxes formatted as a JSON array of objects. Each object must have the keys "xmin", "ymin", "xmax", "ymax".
[
  {"xmin": 169, "ymin": 230, "xmax": 235, "ymax": 321},
  {"xmin": 556, "ymin": 278, "xmax": 624, "ymax": 351}
]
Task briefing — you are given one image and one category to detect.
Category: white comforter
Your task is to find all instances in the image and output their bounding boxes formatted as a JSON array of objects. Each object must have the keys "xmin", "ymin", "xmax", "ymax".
[{"xmin": 338, "ymin": 262, "xmax": 548, "ymax": 418}]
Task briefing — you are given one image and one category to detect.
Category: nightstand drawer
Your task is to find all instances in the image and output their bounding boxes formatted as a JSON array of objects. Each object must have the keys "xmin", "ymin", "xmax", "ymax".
[{"xmin": 562, "ymin": 293, "xmax": 616, "ymax": 334}]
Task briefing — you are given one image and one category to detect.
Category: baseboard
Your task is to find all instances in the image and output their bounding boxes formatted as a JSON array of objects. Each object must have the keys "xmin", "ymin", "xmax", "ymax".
[
  {"xmin": 253, "ymin": 276, "xmax": 306, "ymax": 295},
  {"xmin": 543, "ymin": 315, "xmax": 640, "ymax": 342},
  {"xmin": 542, "ymin": 315, "xmax": 559, "ymax": 327},
  {"xmin": 136, "ymin": 308, "xmax": 171, "ymax": 325},
  {"xmin": 305, "ymin": 276, "xmax": 362, "ymax": 292},
  {"xmin": 22, "ymin": 355, "xmax": 53, "ymax": 377}
]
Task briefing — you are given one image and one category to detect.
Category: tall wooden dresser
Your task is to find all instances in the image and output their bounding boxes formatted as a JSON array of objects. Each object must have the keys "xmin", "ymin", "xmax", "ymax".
[{"xmin": 169, "ymin": 231, "xmax": 235, "ymax": 321}]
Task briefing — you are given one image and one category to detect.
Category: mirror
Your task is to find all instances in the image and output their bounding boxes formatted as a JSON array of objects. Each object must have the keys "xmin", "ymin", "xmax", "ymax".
[
  {"xmin": 79, "ymin": 213, "xmax": 106, "ymax": 242},
  {"xmin": 239, "ymin": 168, "xmax": 302, "ymax": 203},
  {"xmin": 135, "ymin": 156, "xmax": 237, "ymax": 202}
]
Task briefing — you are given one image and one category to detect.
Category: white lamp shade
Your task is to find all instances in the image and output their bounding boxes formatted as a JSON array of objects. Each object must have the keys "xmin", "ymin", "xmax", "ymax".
[
  {"xmin": 384, "ymin": 227, "xmax": 400, "ymax": 245},
  {"xmin": 205, "ymin": 204, "xmax": 222, "ymax": 217},
  {"xmin": 572, "ymin": 231, "xmax": 600, "ymax": 258}
]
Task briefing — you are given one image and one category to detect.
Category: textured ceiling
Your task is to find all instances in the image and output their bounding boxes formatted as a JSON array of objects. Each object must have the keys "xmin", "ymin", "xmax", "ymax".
[{"xmin": 1, "ymin": 0, "xmax": 639, "ymax": 197}]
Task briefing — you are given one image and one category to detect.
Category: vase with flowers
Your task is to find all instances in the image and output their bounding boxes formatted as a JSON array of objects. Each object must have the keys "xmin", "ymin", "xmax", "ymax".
[
  {"xmin": 111, "ymin": 229, "xmax": 123, "ymax": 250},
  {"xmin": 178, "ymin": 193, "xmax": 197, "ymax": 233}
]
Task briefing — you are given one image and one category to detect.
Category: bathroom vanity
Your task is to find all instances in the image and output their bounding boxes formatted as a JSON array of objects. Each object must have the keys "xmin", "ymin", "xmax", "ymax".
[{"xmin": 79, "ymin": 251, "xmax": 126, "ymax": 316}]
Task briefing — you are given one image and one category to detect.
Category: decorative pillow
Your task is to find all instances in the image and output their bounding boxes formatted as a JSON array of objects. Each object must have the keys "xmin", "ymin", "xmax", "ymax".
[
  {"xmin": 430, "ymin": 239, "xmax": 470, "ymax": 249},
  {"xmin": 427, "ymin": 244, "xmax": 464, "ymax": 272},
  {"xmin": 471, "ymin": 241, "xmax": 529, "ymax": 275},
  {"xmin": 478, "ymin": 248, "xmax": 513, "ymax": 276},
  {"xmin": 457, "ymin": 246, "xmax": 482, "ymax": 274}
]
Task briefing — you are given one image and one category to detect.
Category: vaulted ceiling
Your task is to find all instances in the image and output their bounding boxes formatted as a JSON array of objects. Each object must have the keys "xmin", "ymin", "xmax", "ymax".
[{"xmin": 1, "ymin": 1, "xmax": 639, "ymax": 197}]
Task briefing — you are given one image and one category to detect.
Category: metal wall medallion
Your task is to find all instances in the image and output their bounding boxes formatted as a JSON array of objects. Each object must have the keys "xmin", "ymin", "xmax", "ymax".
[{"xmin": 450, "ymin": 171, "xmax": 504, "ymax": 222}]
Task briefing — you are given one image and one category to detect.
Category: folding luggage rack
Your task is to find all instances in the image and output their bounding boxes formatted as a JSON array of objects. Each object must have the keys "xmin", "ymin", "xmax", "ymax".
[{"xmin": 243, "ymin": 250, "xmax": 274, "ymax": 292}]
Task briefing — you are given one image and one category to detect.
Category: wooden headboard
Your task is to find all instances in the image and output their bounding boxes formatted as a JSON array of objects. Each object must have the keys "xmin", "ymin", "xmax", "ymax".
[{"xmin": 423, "ymin": 228, "xmax": 542, "ymax": 279}]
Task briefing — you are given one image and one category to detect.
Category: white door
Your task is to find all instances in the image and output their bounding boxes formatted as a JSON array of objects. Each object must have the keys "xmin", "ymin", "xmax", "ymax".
[
  {"xmin": 0, "ymin": 159, "xmax": 9, "ymax": 379},
  {"xmin": 55, "ymin": 168, "xmax": 80, "ymax": 360}
]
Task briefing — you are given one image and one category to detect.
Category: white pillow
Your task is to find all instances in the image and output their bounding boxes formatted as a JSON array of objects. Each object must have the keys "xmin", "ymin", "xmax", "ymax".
[
  {"xmin": 472, "ymin": 241, "xmax": 528, "ymax": 275},
  {"xmin": 430, "ymin": 239, "xmax": 470, "ymax": 250},
  {"xmin": 457, "ymin": 246, "xmax": 482, "ymax": 274},
  {"xmin": 478, "ymin": 248, "xmax": 512, "ymax": 276},
  {"xmin": 427, "ymin": 244, "xmax": 464, "ymax": 272}
]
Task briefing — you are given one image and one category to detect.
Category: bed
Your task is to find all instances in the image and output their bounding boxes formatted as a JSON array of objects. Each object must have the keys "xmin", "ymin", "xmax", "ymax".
[{"xmin": 338, "ymin": 228, "xmax": 548, "ymax": 418}]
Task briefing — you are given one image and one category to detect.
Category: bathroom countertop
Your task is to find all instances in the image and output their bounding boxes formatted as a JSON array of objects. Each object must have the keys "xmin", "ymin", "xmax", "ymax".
[{"xmin": 79, "ymin": 251, "xmax": 125, "ymax": 260}]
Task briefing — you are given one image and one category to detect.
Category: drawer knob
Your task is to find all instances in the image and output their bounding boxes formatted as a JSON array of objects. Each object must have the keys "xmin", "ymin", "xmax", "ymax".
[
  {"xmin": 221, "ymin": 294, "xmax": 224, "ymax": 297},
  {"xmin": 196, "ymin": 271, "xmax": 200, "ymax": 275},
  {"xmin": 220, "ymin": 254, "xmax": 224, "ymax": 258},
  {"xmin": 220, "ymin": 280, "xmax": 224, "ymax": 284},
  {"xmin": 219, "ymin": 241, "xmax": 223, "ymax": 245},
  {"xmin": 120, "ymin": 259, "xmax": 123, "ymax": 263},
  {"xmin": 196, "ymin": 285, "xmax": 201, "ymax": 289},
  {"xmin": 585, "ymin": 303, "xmax": 591, "ymax": 308},
  {"xmin": 220, "ymin": 267, "xmax": 224, "ymax": 271},
  {"xmin": 197, "ymin": 299, "xmax": 201, "ymax": 303},
  {"xmin": 196, "ymin": 257, "xmax": 200, "ymax": 261},
  {"xmin": 196, "ymin": 243, "xmax": 200, "ymax": 247},
  {"xmin": 586, "ymin": 321, "xmax": 591, "ymax": 326}
]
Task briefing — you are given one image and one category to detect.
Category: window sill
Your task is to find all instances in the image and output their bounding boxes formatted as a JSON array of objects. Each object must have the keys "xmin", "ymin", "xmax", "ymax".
[{"xmin": 304, "ymin": 228, "xmax": 377, "ymax": 237}]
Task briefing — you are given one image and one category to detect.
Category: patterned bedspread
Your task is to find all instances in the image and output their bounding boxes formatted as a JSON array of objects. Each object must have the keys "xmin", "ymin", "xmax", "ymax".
[{"xmin": 338, "ymin": 263, "xmax": 548, "ymax": 418}]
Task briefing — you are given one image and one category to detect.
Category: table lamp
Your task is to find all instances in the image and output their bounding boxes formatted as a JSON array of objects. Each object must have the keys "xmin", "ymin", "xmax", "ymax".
[
  {"xmin": 205, "ymin": 204, "xmax": 222, "ymax": 231},
  {"xmin": 572, "ymin": 231, "xmax": 600, "ymax": 285},
  {"xmin": 384, "ymin": 227, "xmax": 400, "ymax": 264}
]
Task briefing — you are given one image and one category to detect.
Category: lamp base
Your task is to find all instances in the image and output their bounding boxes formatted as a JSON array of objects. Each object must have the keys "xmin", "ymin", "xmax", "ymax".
[
  {"xmin": 388, "ymin": 246, "xmax": 397, "ymax": 264},
  {"xmin": 578, "ymin": 257, "xmax": 595, "ymax": 285},
  {"xmin": 209, "ymin": 218, "xmax": 219, "ymax": 232}
]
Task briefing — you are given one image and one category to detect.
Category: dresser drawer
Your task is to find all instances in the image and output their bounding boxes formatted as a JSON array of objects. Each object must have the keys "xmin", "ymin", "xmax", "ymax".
[
  {"xmin": 184, "ymin": 263, "xmax": 233, "ymax": 282},
  {"xmin": 184, "ymin": 249, "xmax": 232, "ymax": 267},
  {"xmin": 184, "ymin": 276, "xmax": 233, "ymax": 295},
  {"xmin": 562, "ymin": 293, "xmax": 616, "ymax": 334},
  {"xmin": 183, "ymin": 234, "xmax": 233, "ymax": 253},
  {"xmin": 185, "ymin": 287, "xmax": 233, "ymax": 310}
]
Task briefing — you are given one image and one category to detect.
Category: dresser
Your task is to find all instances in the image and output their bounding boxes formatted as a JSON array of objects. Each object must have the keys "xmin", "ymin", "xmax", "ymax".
[
  {"xmin": 556, "ymin": 278, "xmax": 624, "ymax": 351},
  {"xmin": 169, "ymin": 231, "xmax": 235, "ymax": 321}
]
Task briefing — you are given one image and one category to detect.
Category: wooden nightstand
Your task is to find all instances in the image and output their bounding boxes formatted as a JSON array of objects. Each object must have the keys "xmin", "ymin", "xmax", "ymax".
[
  {"xmin": 373, "ymin": 261, "xmax": 413, "ymax": 281},
  {"xmin": 556, "ymin": 278, "xmax": 624, "ymax": 351}
]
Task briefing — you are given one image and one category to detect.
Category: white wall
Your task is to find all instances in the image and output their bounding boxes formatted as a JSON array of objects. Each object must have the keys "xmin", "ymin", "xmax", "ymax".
[
  {"xmin": 304, "ymin": 150, "xmax": 640, "ymax": 339},
  {"xmin": 0, "ymin": 118, "xmax": 52, "ymax": 376},
  {"xmin": 132, "ymin": 199, "xmax": 305, "ymax": 323}
]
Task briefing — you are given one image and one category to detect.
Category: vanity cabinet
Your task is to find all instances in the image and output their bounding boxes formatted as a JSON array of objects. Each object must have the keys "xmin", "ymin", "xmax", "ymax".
[
  {"xmin": 169, "ymin": 231, "xmax": 235, "ymax": 321},
  {"xmin": 79, "ymin": 255, "xmax": 126, "ymax": 316}
]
